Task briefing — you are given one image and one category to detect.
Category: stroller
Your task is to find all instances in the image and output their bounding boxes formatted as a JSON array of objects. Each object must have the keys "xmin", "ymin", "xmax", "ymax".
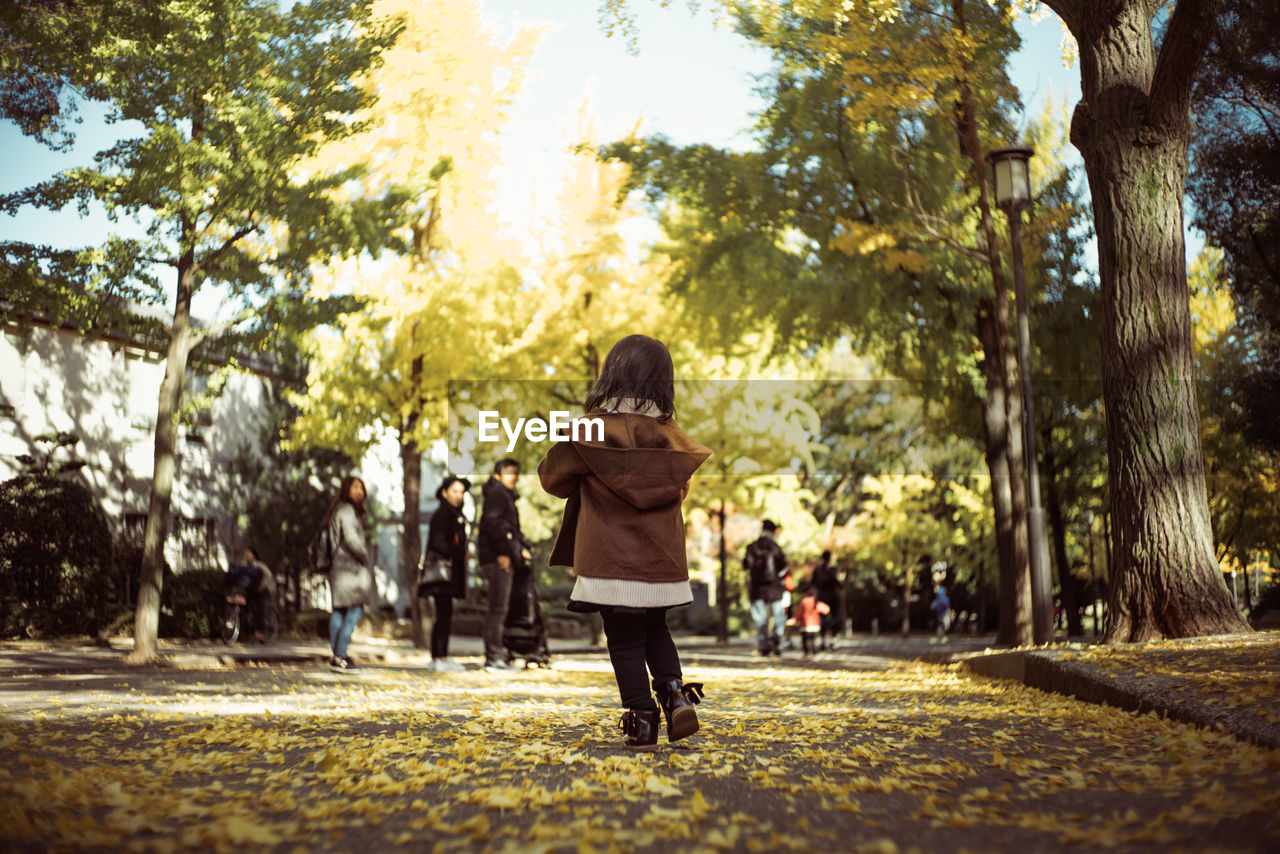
[{"xmin": 503, "ymin": 561, "xmax": 551, "ymax": 668}]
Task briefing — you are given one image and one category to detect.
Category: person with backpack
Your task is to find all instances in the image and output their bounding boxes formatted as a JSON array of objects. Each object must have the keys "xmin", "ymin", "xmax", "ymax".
[
  {"xmin": 320, "ymin": 475, "xmax": 373, "ymax": 673},
  {"xmin": 744, "ymin": 519, "xmax": 789, "ymax": 656}
]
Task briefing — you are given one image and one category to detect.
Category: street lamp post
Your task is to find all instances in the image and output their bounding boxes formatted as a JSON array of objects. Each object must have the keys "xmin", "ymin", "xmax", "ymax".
[{"xmin": 986, "ymin": 145, "xmax": 1055, "ymax": 644}]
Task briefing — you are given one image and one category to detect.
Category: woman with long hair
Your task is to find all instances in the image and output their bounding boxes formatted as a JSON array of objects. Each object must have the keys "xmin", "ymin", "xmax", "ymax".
[
  {"xmin": 538, "ymin": 334, "xmax": 711, "ymax": 750},
  {"xmin": 323, "ymin": 475, "xmax": 372, "ymax": 673}
]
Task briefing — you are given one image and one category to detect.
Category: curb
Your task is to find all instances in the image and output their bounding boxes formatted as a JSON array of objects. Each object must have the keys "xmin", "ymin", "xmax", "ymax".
[{"xmin": 960, "ymin": 651, "xmax": 1280, "ymax": 752}]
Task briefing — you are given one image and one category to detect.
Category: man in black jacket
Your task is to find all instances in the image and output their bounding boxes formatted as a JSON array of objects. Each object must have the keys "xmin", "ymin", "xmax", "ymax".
[
  {"xmin": 478, "ymin": 458, "xmax": 532, "ymax": 670},
  {"xmin": 744, "ymin": 519, "xmax": 789, "ymax": 656}
]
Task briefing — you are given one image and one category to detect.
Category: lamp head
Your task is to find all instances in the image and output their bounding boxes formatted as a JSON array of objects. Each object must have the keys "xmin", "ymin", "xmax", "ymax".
[{"xmin": 985, "ymin": 146, "xmax": 1034, "ymax": 211}]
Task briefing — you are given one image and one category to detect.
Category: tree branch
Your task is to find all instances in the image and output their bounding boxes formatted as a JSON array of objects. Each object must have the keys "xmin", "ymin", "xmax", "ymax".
[
  {"xmin": 1039, "ymin": 0, "xmax": 1090, "ymax": 37},
  {"xmin": 1147, "ymin": 0, "xmax": 1219, "ymax": 135},
  {"xmin": 194, "ymin": 222, "xmax": 258, "ymax": 274},
  {"xmin": 188, "ymin": 308, "xmax": 253, "ymax": 350}
]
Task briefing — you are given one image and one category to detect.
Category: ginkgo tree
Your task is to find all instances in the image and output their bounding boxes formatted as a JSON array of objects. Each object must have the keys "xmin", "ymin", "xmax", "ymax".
[
  {"xmin": 605, "ymin": 0, "xmax": 1251, "ymax": 642},
  {"xmin": 1190, "ymin": 248, "xmax": 1280, "ymax": 617},
  {"xmin": 854, "ymin": 470, "xmax": 988, "ymax": 636},
  {"xmin": 2, "ymin": 0, "xmax": 406, "ymax": 662},
  {"xmin": 289, "ymin": 0, "xmax": 539, "ymax": 645},
  {"xmin": 604, "ymin": 0, "xmax": 1043, "ymax": 642}
]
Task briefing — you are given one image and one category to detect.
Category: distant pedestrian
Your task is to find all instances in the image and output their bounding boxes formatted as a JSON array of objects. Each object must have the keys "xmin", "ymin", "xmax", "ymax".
[
  {"xmin": 787, "ymin": 584, "xmax": 830, "ymax": 658},
  {"xmin": 421, "ymin": 475, "xmax": 470, "ymax": 672},
  {"xmin": 226, "ymin": 546, "xmax": 274, "ymax": 641},
  {"xmin": 811, "ymin": 550, "xmax": 840, "ymax": 650},
  {"xmin": 478, "ymin": 458, "xmax": 533, "ymax": 671},
  {"xmin": 931, "ymin": 583, "xmax": 951, "ymax": 641},
  {"xmin": 539, "ymin": 334, "xmax": 711, "ymax": 751},
  {"xmin": 744, "ymin": 520, "xmax": 789, "ymax": 656},
  {"xmin": 323, "ymin": 475, "xmax": 373, "ymax": 673}
]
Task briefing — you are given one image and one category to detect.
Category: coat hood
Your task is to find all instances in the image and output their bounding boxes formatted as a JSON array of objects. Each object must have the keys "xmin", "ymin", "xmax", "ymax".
[{"xmin": 571, "ymin": 411, "xmax": 711, "ymax": 510}]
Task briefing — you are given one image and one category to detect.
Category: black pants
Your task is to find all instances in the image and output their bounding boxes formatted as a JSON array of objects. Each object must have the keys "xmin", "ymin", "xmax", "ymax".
[
  {"xmin": 802, "ymin": 632, "xmax": 817, "ymax": 656},
  {"xmin": 431, "ymin": 593, "xmax": 453, "ymax": 659},
  {"xmin": 481, "ymin": 562, "xmax": 513, "ymax": 663},
  {"xmin": 601, "ymin": 608, "xmax": 682, "ymax": 712}
]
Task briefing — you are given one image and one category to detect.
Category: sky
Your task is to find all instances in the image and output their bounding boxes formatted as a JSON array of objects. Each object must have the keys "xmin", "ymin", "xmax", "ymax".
[{"xmin": 0, "ymin": 0, "xmax": 1106, "ymax": 319}]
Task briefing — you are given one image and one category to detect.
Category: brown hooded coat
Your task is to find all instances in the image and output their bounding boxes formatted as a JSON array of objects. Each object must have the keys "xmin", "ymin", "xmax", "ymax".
[{"xmin": 538, "ymin": 412, "xmax": 711, "ymax": 584}]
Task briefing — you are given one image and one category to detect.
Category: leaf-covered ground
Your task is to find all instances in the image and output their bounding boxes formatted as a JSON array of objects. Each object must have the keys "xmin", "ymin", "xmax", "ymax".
[
  {"xmin": 1057, "ymin": 632, "xmax": 1280, "ymax": 727},
  {"xmin": 2, "ymin": 654, "xmax": 1278, "ymax": 853}
]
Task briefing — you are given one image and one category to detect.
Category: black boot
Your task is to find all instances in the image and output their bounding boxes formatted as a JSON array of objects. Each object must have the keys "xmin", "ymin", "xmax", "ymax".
[
  {"xmin": 655, "ymin": 681, "xmax": 704, "ymax": 742},
  {"xmin": 618, "ymin": 709, "xmax": 660, "ymax": 751}
]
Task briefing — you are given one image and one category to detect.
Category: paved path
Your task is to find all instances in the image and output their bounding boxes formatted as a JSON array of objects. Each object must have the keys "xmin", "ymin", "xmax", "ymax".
[{"xmin": 2, "ymin": 632, "xmax": 1278, "ymax": 852}]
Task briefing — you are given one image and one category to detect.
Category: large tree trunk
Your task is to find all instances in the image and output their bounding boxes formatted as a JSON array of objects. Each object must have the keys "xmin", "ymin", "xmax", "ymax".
[
  {"xmin": 401, "ymin": 350, "xmax": 432, "ymax": 650},
  {"xmin": 128, "ymin": 260, "xmax": 196, "ymax": 663},
  {"xmin": 1049, "ymin": 0, "xmax": 1249, "ymax": 641},
  {"xmin": 400, "ymin": 433, "xmax": 429, "ymax": 648}
]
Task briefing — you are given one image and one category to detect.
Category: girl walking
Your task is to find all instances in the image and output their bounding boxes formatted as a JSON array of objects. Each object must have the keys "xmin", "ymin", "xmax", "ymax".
[
  {"xmin": 539, "ymin": 335, "xmax": 711, "ymax": 750},
  {"xmin": 324, "ymin": 475, "xmax": 373, "ymax": 673}
]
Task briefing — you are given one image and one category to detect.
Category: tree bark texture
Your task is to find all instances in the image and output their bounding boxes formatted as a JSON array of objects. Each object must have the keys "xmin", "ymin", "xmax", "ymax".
[
  {"xmin": 1042, "ymin": 434, "xmax": 1084, "ymax": 636},
  {"xmin": 977, "ymin": 304, "xmax": 1028, "ymax": 644},
  {"xmin": 401, "ymin": 434, "xmax": 429, "ymax": 648},
  {"xmin": 129, "ymin": 262, "xmax": 195, "ymax": 664},
  {"xmin": 1048, "ymin": 0, "xmax": 1248, "ymax": 640},
  {"xmin": 951, "ymin": 0, "xmax": 1033, "ymax": 644}
]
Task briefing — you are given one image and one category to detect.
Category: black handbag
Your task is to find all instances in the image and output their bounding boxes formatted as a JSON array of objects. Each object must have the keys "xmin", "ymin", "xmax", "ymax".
[{"xmin": 417, "ymin": 552, "xmax": 451, "ymax": 589}]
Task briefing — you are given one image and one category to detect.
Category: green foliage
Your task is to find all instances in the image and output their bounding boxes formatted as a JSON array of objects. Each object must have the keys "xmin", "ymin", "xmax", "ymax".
[
  {"xmin": 0, "ymin": 475, "xmax": 114, "ymax": 637},
  {"xmin": 1, "ymin": 0, "xmax": 408, "ymax": 340},
  {"xmin": 15, "ymin": 430, "xmax": 86, "ymax": 476},
  {"xmin": 1188, "ymin": 0, "xmax": 1280, "ymax": 452},
  {"xmin": 158, "ymin": 568, "xmax": 226, "ymax": 639}
]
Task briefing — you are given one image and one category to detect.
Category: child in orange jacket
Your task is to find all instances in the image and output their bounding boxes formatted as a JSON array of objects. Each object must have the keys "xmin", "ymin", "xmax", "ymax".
[{"xmin": 788, "ymin": 585, "xmax": 831, "ymax": 658}]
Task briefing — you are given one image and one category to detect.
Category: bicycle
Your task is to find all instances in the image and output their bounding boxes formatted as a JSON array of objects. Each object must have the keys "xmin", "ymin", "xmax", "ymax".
[{"xmin": 220, "ymin": 591, "xmax": 280, "ymax": 645}]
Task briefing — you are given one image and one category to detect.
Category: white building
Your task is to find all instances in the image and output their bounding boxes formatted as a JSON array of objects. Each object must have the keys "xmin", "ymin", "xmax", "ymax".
[{"xmin": 0, "ymin": 312, "xmax": 443, "ymax": 613}]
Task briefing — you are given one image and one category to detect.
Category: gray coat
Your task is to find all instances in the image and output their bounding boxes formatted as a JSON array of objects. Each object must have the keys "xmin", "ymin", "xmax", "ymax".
[{"xmin": 328, "ymin": 502, "xmax": 372, "ymax": 609}]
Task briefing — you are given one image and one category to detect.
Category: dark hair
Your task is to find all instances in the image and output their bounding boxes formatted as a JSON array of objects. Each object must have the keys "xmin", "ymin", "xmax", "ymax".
[
  {"xmin": 493, "ymin": 458, "xmax": 520, "ymax": 475},
  {"xmin": 762, "ymin": 519, "xmax": 778, "ymax": 533},
  {"xmin": 436, "ymin": 474, "xmax": 472, "ymax": 501},
  {"xmin": 324, "ymin": 475, "xmax": 367, "ymax": 526},
  {"xmin": 244, "ymin": 546, "xmax": 259, "ymax": 562},
  {"xmin": 821, "ymin": 550, "xmax": 831, "ymax": 563},
  {"xmin": 584, "ymin": 334, "xmax": 675, "ymax": 421}
]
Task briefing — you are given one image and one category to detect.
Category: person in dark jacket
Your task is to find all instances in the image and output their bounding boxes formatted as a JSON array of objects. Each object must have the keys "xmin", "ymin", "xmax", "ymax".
[
  {"xmin": 422, "ymin": 475, "xmax": 470, "ymax": 672},
  {"xmin": 811, "ymin": 550, "xmax": 841, "ymax": 650},
  {"xmin": 478, "ymin": 458, "xmax": 532, "ymax": 670},
  {"xmin": 744, "ymin": 520, "xmax": 789, "ymax": 656},
  {"xmin": 226, "ymin": 546, "xmax": 274, "ymax": 640},
  {"xmin": 323, "ymin": 475, "xmax": 373, "ymax": 673}
]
